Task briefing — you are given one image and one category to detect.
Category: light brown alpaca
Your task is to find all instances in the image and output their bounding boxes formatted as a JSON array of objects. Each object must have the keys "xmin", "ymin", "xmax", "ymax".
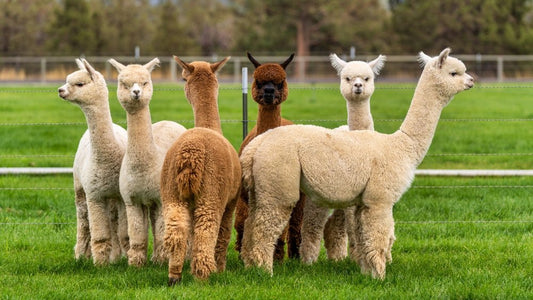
[
  {"xmin": 161, "ymin": 56, "xmax": 241, "ymax": 285},
  {"xmin": 240, "ymin": 48, "xmax": 474, "ymax": 279},
  {"xmin": 233, "ymin": 52, "xmax": 304, "ymax": 261},
  {"xmin": 108, "ymin": 58, "xmax": 187, "ymax": 266},
  {"xmin": 58, "ymin": 59, "xmax": 129, "ymax": 265}
]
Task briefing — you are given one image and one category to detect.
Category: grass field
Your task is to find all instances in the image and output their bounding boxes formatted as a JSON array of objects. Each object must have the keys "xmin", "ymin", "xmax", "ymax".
[{"xmin": 0, "ymin": 82, "xmax": 532, "ymax": 298}]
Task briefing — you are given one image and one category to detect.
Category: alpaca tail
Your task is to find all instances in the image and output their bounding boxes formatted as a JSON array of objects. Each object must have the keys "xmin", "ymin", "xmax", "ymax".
[
  {"xmin": 240, "ymin": 134, "xmax": 266, "ymax": 193},
  {"xmin": 174, "ymin": 140, "xmax": 206, "ymax": 200}
]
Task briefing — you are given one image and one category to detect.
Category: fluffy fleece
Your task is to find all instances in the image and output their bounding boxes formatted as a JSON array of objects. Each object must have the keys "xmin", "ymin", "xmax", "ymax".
[
  {"xmin": 161, "ymin": 56, "xmax": 241, "ymax": 285},
  {"xmin": 58, "ymin": 59, "xmax": 129, "ymax": 265},
  {"xmin": 240, "ymin": 48, "xmax": 473, "ymax": 279},
  {"xmin": 301, "ymin": 54, "xmax": 386, "ymax": 263},
  {"xmin": 108, "ymin": 58, "xmax": 187, "ymax": 266},
  {"xmin": 233, "ymin": 52, "xmax": 305, "ymax": 261}
]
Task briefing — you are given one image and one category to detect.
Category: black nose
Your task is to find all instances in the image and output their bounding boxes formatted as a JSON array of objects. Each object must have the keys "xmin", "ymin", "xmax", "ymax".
[
  {"xmin": 354, "ymin": 83, "xmax": 362, "ymax": 88},
  {"xmin": 58, "ymin": 88, "xmax": 64, "ymax": 93},
  {"xmin": 264, "ymin": 87, "xmax": 275, "ymax": 94}
]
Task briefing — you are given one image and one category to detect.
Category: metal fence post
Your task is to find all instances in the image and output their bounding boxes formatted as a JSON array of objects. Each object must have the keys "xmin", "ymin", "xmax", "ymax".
[{"xmin": 242, "ymin": 67, "xmax": 248, "ymax": 140}]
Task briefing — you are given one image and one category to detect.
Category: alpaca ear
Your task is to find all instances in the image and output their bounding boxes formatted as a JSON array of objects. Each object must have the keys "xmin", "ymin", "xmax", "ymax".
[
  {"xmin": 211, "ymin": 56, "xmax": 230, "ymax": 73},
  {"xmin": 81, "ymin": 59, "xmax": 97, "ymax": 80},
  {"xmin": 247, "ymin": 52, "xmax": 261, "ymax": 68},
  {"xmin": 173, "ymin": 56, "xmax": 194, "ymax": 76},
  {"xmin": 417, "ymin": 51, "xmax": 432, "ymax": 68},
  {"xmin": 280, "ymin": 53, "xmax": 295, "ymax": 69},
  {"xmin": 437, "ymin": 48, "xmax": 451, "ymax": 68},
  {"xmin": 144, "ymin": 57, "xmax": 160, "ymax": 72},
  {"xmin": 369, "ymin": 55, "xmax": 386, "ymax": 75},
  {"xmin": 329, "ymin": 53, "xmax": 347, "ymax": 75},
  {"xmin": 108, "ymin": 58, "xmax": 126, "ymax": 72},
  {"xmin": 75, "ymin": 59, "xmax": 86, "ymax": 71}
]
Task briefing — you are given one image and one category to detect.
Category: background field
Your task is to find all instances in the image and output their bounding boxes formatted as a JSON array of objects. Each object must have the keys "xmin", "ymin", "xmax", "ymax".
[{"xmin": 0, "ymin": 83, "xmax": 532, "ymax": 298}]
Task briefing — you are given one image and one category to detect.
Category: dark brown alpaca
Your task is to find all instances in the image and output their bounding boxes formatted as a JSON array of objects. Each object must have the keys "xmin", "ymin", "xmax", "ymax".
[
  {"xmin": 234, "ymin": 52, "xmax": 305, "ymax": 261},
  {"xmin": 161, "ymin": 56, "xmax": 241, "ymax": 285}
]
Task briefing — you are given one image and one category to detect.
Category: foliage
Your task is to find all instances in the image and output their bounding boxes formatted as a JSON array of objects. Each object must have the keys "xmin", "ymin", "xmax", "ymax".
[{"xmin": 1, "ymin": 0, "xmax": 532, "ymax": 56}]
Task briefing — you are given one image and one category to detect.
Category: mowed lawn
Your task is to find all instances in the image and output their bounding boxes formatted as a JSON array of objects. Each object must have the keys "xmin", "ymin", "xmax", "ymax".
[{"xmin": 0, "ymin": 83, "xmax": 532, "ymax": 298}]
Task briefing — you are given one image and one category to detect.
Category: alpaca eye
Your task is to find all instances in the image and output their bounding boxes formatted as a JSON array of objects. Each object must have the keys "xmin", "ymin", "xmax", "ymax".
[
  {"xmin": 364, "ymin": 77, "xmax": 369, "ymax": 82},
  {"xmin": 143, "ymin": 82, "xmax": 148, "ymax": 86},
  {"xmin": 255, "ymin": 81, "xmax": 262, "ymax": 88},
  {"xmin": 450, "ymin": 72, "xmax": 458, "ymax": 77},
  {"xmin": 345, "ymin": 77, "xmax": 350, "ymax": 82},
  {"xmin": 278, "ymin": 82, "xmax": 284, "ymax": 89},
  {"xmin": 75, "ymin": 82, "xmax": 84, "ymax": 87}
]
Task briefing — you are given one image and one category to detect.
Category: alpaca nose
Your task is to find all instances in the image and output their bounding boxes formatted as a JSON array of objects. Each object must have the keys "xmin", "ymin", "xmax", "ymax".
[
  {"xmin": 264, "ymin": 87, "xmax": 275, "ymax": 94},
  {"xmin": 354, "ymin": 83, "xmax": 362, "ymax": 88}
]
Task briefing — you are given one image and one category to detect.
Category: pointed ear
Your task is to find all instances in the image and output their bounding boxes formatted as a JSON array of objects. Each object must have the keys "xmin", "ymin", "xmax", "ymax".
[
  {"xmin": 329, "ymin": 53, "xmax": 347, "ymax": 75},
  {"xmin": 75, "ymin": 59, "xmax": 86, "ymax": 71},
  {"xmin": 173, "ymin": 56, "xmax": 194, "ymax": 77},
  {"xmin": 368, "ymin": 55, "xmax": 386, "ymax": 75},
  {"xmin": 108, "ymin": 58, "xmax": 126, "ymax": 72},
  {"xmin": 247, "ymin": 52, "xmax": 261, "ymax": 68},
  {"xmin": 437, "ymin": 48, "xmax": 451, "ymax": 68},
  {"xmin": 417, "ymin": 51, "xmax": 432, "ymax": 68},
  {"xmin": 280, "ymin": 53, "xmax": 295, "ymax": 69},
  {"xmin": 144, "ymin": 57, "xmax": 160, "ymax": 72},
  {"xmin": 81, "ymin": 59, "xmax": 98, "ymax": 80},
  {"xmin": 211, "ymin": 56, "xmax": 230, "ymax": 73}
]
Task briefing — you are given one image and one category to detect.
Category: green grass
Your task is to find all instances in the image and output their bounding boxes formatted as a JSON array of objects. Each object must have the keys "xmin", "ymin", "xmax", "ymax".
[{"xmin": 0, "ymin": 83, "xmax": 532, "ymax": 298}]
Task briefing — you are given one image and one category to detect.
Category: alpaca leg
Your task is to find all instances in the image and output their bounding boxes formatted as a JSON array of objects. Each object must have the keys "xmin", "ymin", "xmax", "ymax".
[
  {"xmin": 108, "ymin": 198, "xmax": 122, "ymax": 263},
  {"xmin": 347, "ymin": 204, "xmax": 367, "ymax": 270},
  {"xmin": 324, "ymin": 208, "xmax": 348, "ymax": 261},
  {"xmin": 241, "ymin": 198, "xmax": 294, "ymax": 274},
  {"xmin": 164, "ymin": 202, "xmax": 191, "ymax": 286},
  {"xmin": 233, "ymin": 188, "xmax": 249, "ymax": 255},
  {"xmin": 74, "ymin": 187, "xmax": 91, "ymax": 259},
  {"xmin": 287, "ymin": 193, "xmax": 305, "ymax": 259},
  {"xmin": 116, "ymin": 200, "xmax": 130, "ymax": 256},
  {"xmin": 358, "ymin": 203, "xmax": 395, "ymax": 280},
  {"xmin": 150, "ymin": 204, "xmax": 167, "ymax": 264},
  {"xmin": 126, "ymin": 203, "xmax": 149, "ymax": 267},
  {"xmin": 300, "ymin": 200, "xmax": 330, "ymax": 264},
  {"xmin": 190, "ymin": 199, "xmax": 223, "ymax": 280},
  {"xmin": 215, "ymin": 198, "xmax": 237, "ymax": 272},
  {"xmin": 86, "ymin": 199, "xmax": 112, "ymax": 265}
]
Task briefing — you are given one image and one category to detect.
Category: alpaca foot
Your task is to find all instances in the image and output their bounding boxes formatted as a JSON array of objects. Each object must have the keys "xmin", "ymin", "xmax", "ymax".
[
  {"xmin": 127, "ymin": 250, "xmax": 147, "ymax": 267},
  {"xmin": 74, "ymin": 242, "xmax": 91, "ymax": 260},
  {"xmin": 91, "ymin": 240, "xmax": 112, "ymax": 266},
  {"xmin": 168, "ymin": 275, "xmax": 182, "ymax": 286},
  {"xmin": 191, "ymin": 258, "xmax": 217, "ymax": 280},
  {"xmin": 151, "ymin": 248, "xmax": 168, "ymax": 265},
  {"xmin": 364, "ymin": 249, "xmax": 387, "ymax": 280},
  {"xmin": 327, "ymin": 243, "xmax": 348, "ymax": 261}
]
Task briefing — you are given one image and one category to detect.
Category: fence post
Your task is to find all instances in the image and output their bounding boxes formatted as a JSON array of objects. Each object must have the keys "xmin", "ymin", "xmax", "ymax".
[
  {"xmin": 234, "ymin": 57, "xmax": 241, "ymax": 83},
  {"xmin": 170, "ymin": 57, "xmax": 177, "ymax": 82},
  {"xmin": 242, "ymin": 67, "xmax": 248, "ymax": 140},
  {"xmin": 40, "ymin": 58, "xmax": 47, "ymax": 83},
  {"xmin": 497, "ymin": 56, "xmax": 504, "ymax": 82}
]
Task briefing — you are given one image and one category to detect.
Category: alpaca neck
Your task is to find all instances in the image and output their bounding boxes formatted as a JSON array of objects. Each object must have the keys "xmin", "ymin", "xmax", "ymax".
[
  {"xmin": 256, "ymin": 105, "xmax": 282, "ymax": 134},
  {"xmin": 399, "ymin": 75, "xmax": 447, "ymax": 164},
  {"xmin": 190, "ymin": 87, "xmax": 222, "ymax": 134},
  {"xmin": 346, "ymin": 99, "xmax": 373, "ymax": 130},
  {"xmin": 125, "ymin": 106, "xmax": 156, "ymax": 158},
  {"xmin": 82, "ymin": 103, "xmax": 121, "ymax": 158}
]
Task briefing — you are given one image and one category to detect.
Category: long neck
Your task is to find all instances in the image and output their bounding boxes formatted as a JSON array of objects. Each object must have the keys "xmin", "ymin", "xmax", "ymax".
[
  {"xmin": 125, "ymin": 106, "xmax": 156, "ymax": 158},
  {"xmin": 399, "ymin": 74, "xmax": 447, "ymax": 164},
  {"xmin": 189, "ymin": 84, "xmax": 222, "ymax": 134},
  {"xmin": 256, "ymin": 105, "xmax": 282, "ymax": 134},
  {"xmin": 82, "ymin": 102, "xmax": 121, "ymax": 158},
  {"xmin": 346, "ymin": 99, "xmax": 373, "ymax": 130}
]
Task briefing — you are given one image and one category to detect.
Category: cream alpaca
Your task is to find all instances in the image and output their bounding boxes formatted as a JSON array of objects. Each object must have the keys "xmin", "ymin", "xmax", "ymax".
[
  {"xmin": 108, "ymin": 58, "xmax": 186, "ymax": 266},
  {"xmin": 161, "ymin": 57, "xmax": 241, "ymax": 285},
  {"xmin": 58, "ymin": 59, "xmax": 128, "ymax": 265},
  {"xmin": 301, "ymin": 54, "xmax": 386, "ymax": 263},
  {"xmin": 241, "ymin": 48, "xmax": 473, "ymax": 279}
]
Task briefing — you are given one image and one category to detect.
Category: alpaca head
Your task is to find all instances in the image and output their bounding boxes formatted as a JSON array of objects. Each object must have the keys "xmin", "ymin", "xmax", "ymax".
[
  {"xmin": 108, "ymin": 58, "xmax": 160, "ymax": 114},
  {"xmin": 330, "ymin": 54, "xmax": 386, "ymax": 102},
  {"xmin": 173, "ymin": 56, "xmax": 230, "ymax": 104},
  {"xmin": 248, "ymin": 52, "xmax": 294, "ymax": 106},
  {"xmin": 58, "ymin": 59, "xmax": 108, "ymax": 106},
  {"xmin": 418, "ymin": 48, "xmax": 474, "ymax": 104}
]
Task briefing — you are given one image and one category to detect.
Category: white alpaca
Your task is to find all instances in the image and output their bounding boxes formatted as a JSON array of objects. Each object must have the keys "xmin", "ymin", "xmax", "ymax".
[
  {"xmin": 301, "ymin": 54, "xmax": 386, "ymax": 263},
  {"xmin": 58, "ymin": 59, "xmax": 129, "ymax": 265},
  {"xmin": 108, "ymin": 58, "xmax": 187, "ymax": 266},
  {"xmin": 240, "ymin": 48, "xmax": 474, "ymax": 279}
]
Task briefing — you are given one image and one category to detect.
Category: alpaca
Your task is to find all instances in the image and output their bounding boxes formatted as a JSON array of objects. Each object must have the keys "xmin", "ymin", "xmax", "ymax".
[
  {"xmin": 161, "ymin": 56, "xmax": 241, "ymax": 285},
  {"xmin": 108, "ymin": 58, "xmax": 187, "ymax": 266},
  {"xmin": 240, "ymin": 48, "xmax": 474, "ymax": 279},
  {"xmin": 233, "ymin": 52, "xmax": 305, "ymax": 261},
  {"xmin": 301, "ymin": 54, "xmax": 386, "ymax": 263},
  {"xmin": 58, "ymin": 59, "xmax": 129, "ymax": 265}
]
